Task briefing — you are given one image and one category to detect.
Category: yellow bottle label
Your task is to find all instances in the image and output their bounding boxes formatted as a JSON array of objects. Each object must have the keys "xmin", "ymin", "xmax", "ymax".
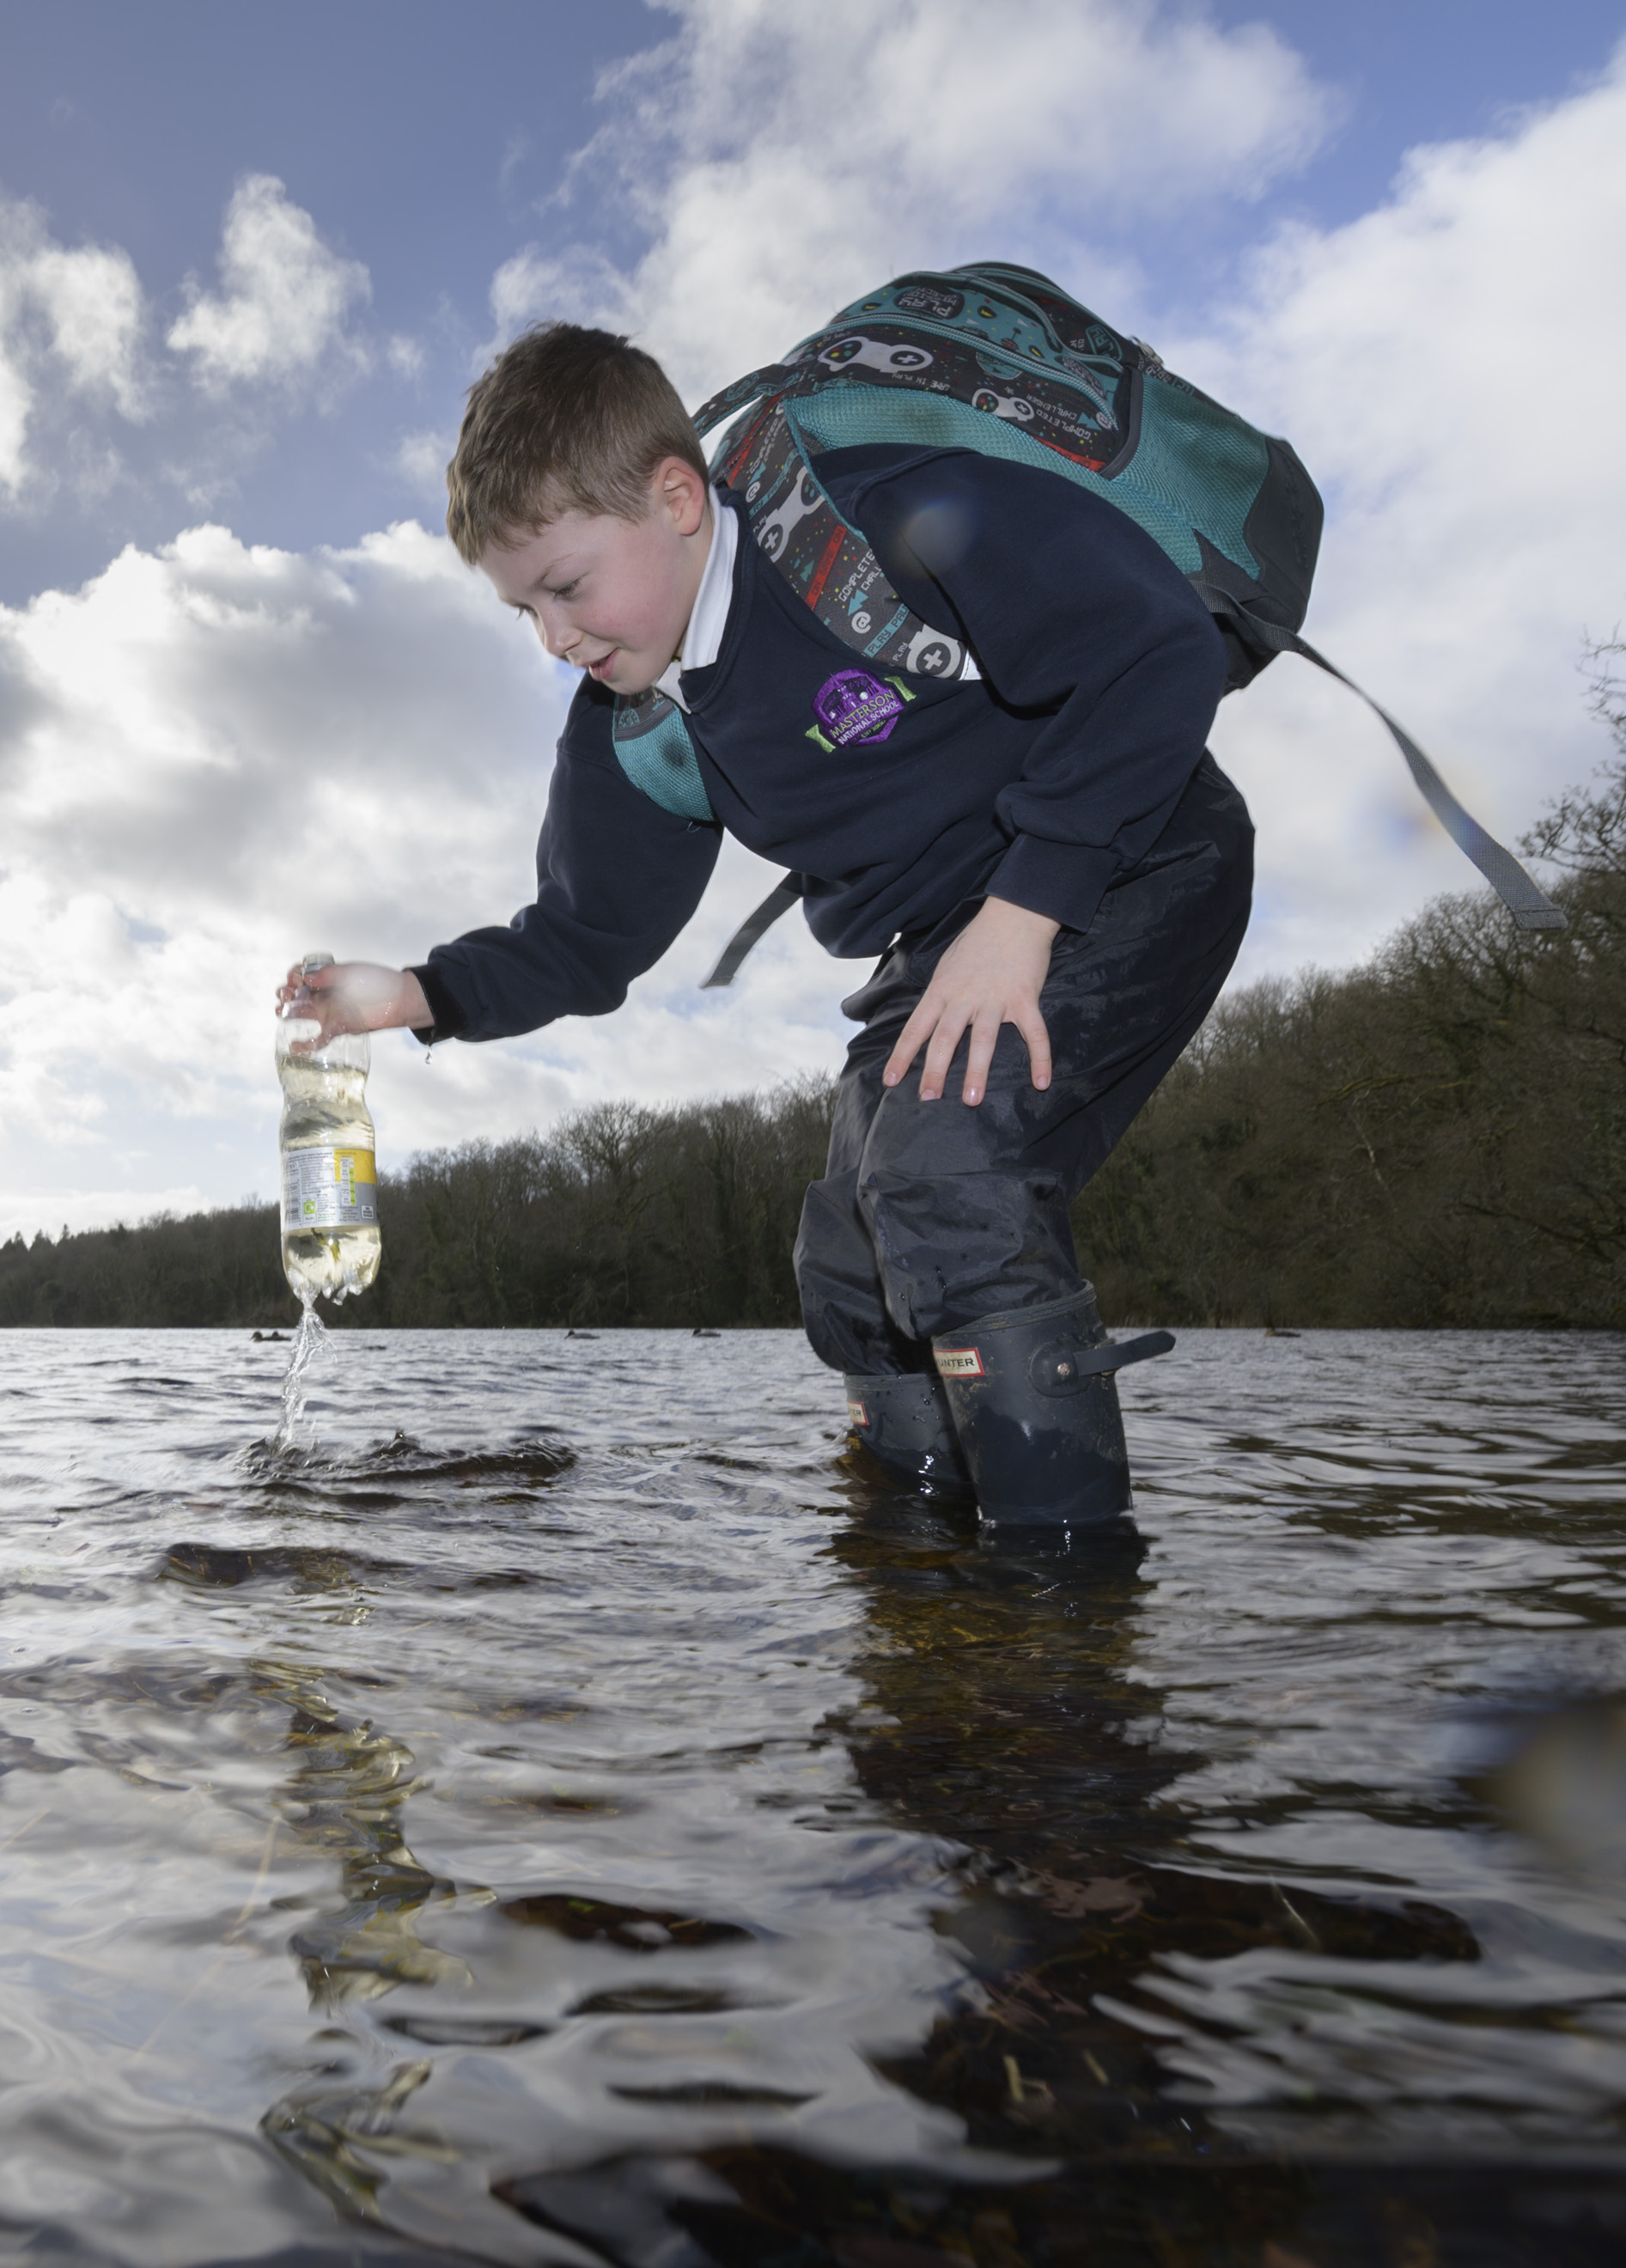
[{"xmin": 282, "ymin": 1147, "xmax": 378, "ymax": 1230}]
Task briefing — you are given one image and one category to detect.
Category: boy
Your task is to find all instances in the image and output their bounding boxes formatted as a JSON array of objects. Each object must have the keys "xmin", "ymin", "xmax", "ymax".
[{"xmin": 283, "ymin": 322, "xmax": 1251, "ymax": 1525}]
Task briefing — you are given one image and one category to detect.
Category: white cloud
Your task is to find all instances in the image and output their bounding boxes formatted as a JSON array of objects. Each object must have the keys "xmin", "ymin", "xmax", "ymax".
[
  {"xmin": 29, "ymin": 243, "xmax": 145, "ymax": 413},
  {"xmin": 0, "ymin": 197, "xmax": 147, "ymax": 494},
  {"xmin": 387, "ymin": 332, "xmax": 425, "ymax": 379},
  {"xmin": 167, "ymin": 174, "xmax": 371, "ymax": 393},
  {"xmin": 1177, "ymin": 44, "xmax": 1626, "ymax": 973},
  {"xmin": 0, "ymin": 520, "xmax": 845, "ymax": 1235},
  {"xmin": 394, "ymin": 426, "xmax": 453, "ymax": 502},
  {"xmin": 0, "ymin": 349, "xmax": 27, "ymax": 494},
  {"xmin": 492, "ymin": 0, "xmax": 1333, "ymax": 399}
]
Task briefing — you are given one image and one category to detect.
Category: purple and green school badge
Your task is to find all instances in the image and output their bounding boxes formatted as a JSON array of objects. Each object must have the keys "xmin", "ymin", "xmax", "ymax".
[{"xmin": 807, "ymin": 668, "xmax": 912, "ymax": 751}]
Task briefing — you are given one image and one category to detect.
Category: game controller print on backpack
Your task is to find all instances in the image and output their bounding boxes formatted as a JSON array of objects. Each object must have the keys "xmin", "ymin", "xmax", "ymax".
[{"xmin": 618, "ymin": 261, "xmax": 1562, "ymax": 980}]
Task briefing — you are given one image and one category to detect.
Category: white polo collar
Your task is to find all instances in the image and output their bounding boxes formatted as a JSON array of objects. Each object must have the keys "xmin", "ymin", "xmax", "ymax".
[{"xmin": 655, "ymin": 487, "xmax": 737, "ymax": 711}]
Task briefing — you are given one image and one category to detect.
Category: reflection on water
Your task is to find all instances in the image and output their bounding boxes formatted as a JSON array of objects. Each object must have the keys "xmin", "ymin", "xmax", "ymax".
[{"xmin": 0, "ymin": 1326, "xmax": 1623, "ymax": 2264}]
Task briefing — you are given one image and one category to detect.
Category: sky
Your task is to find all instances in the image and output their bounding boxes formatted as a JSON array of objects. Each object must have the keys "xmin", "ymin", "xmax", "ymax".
[{"xmin": 2, "ymin": 0, "xmax": 1624, "ymax": 1240}]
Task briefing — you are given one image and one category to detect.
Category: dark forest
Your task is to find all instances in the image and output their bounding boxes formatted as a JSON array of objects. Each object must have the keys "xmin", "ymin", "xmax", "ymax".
[{"xmin": 5, "ymin": 716, "xmax": 1623, "ymax": 1335}]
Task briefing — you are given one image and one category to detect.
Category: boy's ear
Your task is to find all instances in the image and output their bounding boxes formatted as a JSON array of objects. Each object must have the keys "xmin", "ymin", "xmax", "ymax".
[{"xmin": 652, "ymin": 455, "xmax": 709, "ymax": 538}]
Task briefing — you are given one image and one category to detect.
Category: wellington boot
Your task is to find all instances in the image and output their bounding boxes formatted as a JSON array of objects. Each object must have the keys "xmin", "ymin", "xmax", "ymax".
[
  {"xmin": 843, "ymin": 1370, "xmax": 975, "ymax": 1497},
  {"xmin": 931, "ymin": 1288, "xmax": 1173, "ymax": 1527}
]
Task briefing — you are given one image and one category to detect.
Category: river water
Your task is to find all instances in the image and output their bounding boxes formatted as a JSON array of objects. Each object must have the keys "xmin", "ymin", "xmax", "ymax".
[{"xmin": 2, "ymin": 1326, "xmax": 1624, "ymax": 2267}]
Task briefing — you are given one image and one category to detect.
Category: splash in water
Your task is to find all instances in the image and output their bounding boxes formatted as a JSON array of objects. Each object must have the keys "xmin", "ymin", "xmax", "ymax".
[{"xmin": 273, "ymin": 1296, "xmax": 329, "ymax": 1453}]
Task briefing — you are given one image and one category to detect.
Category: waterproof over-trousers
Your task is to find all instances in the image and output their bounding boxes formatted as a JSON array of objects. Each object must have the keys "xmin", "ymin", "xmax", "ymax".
[{"xmin": 796, "ymin": 754, "xmax": 1252, "ymax": 1412}]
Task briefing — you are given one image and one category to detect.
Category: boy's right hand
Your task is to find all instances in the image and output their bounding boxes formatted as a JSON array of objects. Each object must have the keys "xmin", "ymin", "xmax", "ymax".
[{"xmin": 276, "ymin": 961, "xmax": 432, "ymax": 1044}]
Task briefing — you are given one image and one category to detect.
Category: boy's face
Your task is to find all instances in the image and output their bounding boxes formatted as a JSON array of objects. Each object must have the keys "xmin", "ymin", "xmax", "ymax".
[{"xmin": 481, "ymin": 457, "xmax": 711, "ymax": 698}]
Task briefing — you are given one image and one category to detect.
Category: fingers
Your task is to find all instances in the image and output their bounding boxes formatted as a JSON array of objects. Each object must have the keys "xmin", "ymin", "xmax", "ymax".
[
  {"xmin": 882, "ymin": 996, "xmax": 940, "ymax": 1090},
  {"xmin": 882, "ymin": 994, "xmax": 1044, "ymax": 1105},
  {"xmin": 959, "ymin": 1015, "xmax": 1002, "ymax": 1107},
  {"xmin": 883, "ymin": 985, "xmax": 974, "ymax": 1103},
  {"xmin": 1017, "ymin": 1001, "xmax": 1052, "ymax": 1094},
  {"xmin": 960, "ymin": 999, "xmax": 1052, "ymax": 1104},
  {"xmin": 918, "ymin": 1001, "xmax": 974, "ymax": 1100},
  {"xmin": 884, "ymin": 997, "xmax": 1053, "ymax": 1107},
  {"xmin": 275, "ymin": 960, "xmax": 347, "ymax": 1047},
  {"xmin": 276, "ymin": 961, "xmax": 335, "ymax": 1007}
]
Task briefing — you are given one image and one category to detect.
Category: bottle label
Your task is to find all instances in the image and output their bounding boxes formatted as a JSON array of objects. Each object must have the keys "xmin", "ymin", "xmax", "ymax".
[{"xmin": 282, "ymin": 1147, "xmax": 378, "ymax": 1230}]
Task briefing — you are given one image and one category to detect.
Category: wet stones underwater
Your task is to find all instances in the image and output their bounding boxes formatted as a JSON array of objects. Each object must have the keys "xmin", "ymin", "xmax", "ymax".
[{"xmin": 1, "ymin": 1326, "xmax": 1626, "ymax": 2265}]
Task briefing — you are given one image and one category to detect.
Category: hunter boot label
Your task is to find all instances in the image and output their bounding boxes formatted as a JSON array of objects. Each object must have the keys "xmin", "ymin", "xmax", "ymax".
[
  {"xmin": 846, "ymin": 1399, "xmax": 869, "ymax": 1427},
  {"xmin": 934, "ymin": 1345, "xmax": 985, "ymax": 1379}
]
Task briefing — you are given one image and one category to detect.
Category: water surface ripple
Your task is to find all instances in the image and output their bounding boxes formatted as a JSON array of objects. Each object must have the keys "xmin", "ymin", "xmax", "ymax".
[{"xmin": 1, "ymin": 1326, "xmax": 1624, "ymax": 2265}]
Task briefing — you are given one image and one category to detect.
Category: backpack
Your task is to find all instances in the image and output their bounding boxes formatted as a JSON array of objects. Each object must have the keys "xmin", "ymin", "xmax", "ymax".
[{"xmin": 607, "ymin": 263, "xmax": 1562, "ymax": 984}]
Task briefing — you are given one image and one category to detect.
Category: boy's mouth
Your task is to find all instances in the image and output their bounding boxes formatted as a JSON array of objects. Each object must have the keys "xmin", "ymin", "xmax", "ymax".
[{"xmin": 586, "ymin": 649, "xmax": 619, "ymax": 681}]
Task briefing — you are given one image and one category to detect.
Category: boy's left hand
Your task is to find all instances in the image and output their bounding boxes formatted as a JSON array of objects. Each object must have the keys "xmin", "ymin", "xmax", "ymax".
[{"xmin": 882, "ymin": 895, "xmax": 1060, "ymax": 1107}]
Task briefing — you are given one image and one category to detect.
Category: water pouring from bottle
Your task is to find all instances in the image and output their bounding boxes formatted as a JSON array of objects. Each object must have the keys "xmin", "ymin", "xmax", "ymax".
[{"xmin": 273, "ymin": 1298, "xmax": 328, "ymax": 1453}]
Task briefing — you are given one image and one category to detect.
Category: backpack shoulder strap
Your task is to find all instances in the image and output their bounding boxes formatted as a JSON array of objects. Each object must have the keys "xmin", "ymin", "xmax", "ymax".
[
  {"xmin": 703, "ymin": 389, "xmax": 971, "ymax": 680},
  {"xmin": 610, "ymin": 688, "xmax": 715, "ymax": 823}
]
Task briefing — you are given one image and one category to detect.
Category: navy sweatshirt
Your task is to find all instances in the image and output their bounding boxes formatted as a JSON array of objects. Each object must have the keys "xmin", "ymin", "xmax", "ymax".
[{"xmin": 413, "ymin": 445, "xmax": 1230, "ymax": 1043}]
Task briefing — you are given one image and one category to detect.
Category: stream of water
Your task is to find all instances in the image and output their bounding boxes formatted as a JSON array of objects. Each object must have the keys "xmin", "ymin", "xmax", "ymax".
[{"xmin": 1, "ymin": 1326, "xmax": 1624, "ymax": 2266}]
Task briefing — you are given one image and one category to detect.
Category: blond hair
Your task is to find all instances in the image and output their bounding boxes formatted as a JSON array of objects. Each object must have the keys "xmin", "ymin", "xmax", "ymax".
[{"xmin": 445, "ymin": 323, "xmax": 707, "ymax": 564}]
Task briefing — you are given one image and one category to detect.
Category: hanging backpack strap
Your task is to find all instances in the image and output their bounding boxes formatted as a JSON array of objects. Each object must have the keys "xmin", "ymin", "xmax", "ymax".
[
  {"xmin": 701, "ymin": 874, "xmax": 804, "ymax": 989},
  {"xmin": 1293, "ymin": 637, "xmax": 1565, "ymax": 932},
  {"xmin": 1191, "ymin": 590, "xmax": 1567, "ymax": 935}
]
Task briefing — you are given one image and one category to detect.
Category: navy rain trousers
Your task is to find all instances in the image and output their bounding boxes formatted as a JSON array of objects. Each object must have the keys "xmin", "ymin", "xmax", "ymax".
[{"xmin": 794, "ymin": 753, "xmax": 1253, "ymax": 1375}]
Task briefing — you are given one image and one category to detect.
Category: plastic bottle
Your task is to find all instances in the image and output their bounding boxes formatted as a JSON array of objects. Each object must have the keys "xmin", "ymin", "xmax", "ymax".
[{"xmin": 276, "ymin": 953, "xmax": 382, "ymax": 1304}]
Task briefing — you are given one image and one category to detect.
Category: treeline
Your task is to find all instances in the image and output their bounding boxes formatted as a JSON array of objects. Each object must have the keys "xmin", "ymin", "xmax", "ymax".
[
  {"xmin": 0, "ymin": 1081, "xmax": 836, "ymax": 1331},
  {"xmin": 3, "ymin": 736, "xmax": 1623, "ymax": 1332}
]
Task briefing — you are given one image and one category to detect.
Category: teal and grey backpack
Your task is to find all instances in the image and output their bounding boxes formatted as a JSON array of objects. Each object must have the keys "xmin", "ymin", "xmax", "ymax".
[{"xmin": 608, "ymin": 262, "xmax": 1562, "ymax": 983}]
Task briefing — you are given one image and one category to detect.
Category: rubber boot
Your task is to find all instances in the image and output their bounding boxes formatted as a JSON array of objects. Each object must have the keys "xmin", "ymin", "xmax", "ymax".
[
  {"xmin": 931, "ymin": 1287, "xmax": 1172, "ymax": 1527},
  {"xmin": 843, "ymin": 1370, "xmax": 975, "ymax": 1497}
]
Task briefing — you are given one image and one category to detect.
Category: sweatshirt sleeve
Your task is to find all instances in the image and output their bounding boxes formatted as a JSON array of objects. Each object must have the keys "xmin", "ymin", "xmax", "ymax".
[
  {"xmin": 409, "ymin": 678, "xmax": 722, "ymax": 1043},
  {"xmin": 845, "ymin": 448, "xmax": 1228, "ymax": 933}
]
